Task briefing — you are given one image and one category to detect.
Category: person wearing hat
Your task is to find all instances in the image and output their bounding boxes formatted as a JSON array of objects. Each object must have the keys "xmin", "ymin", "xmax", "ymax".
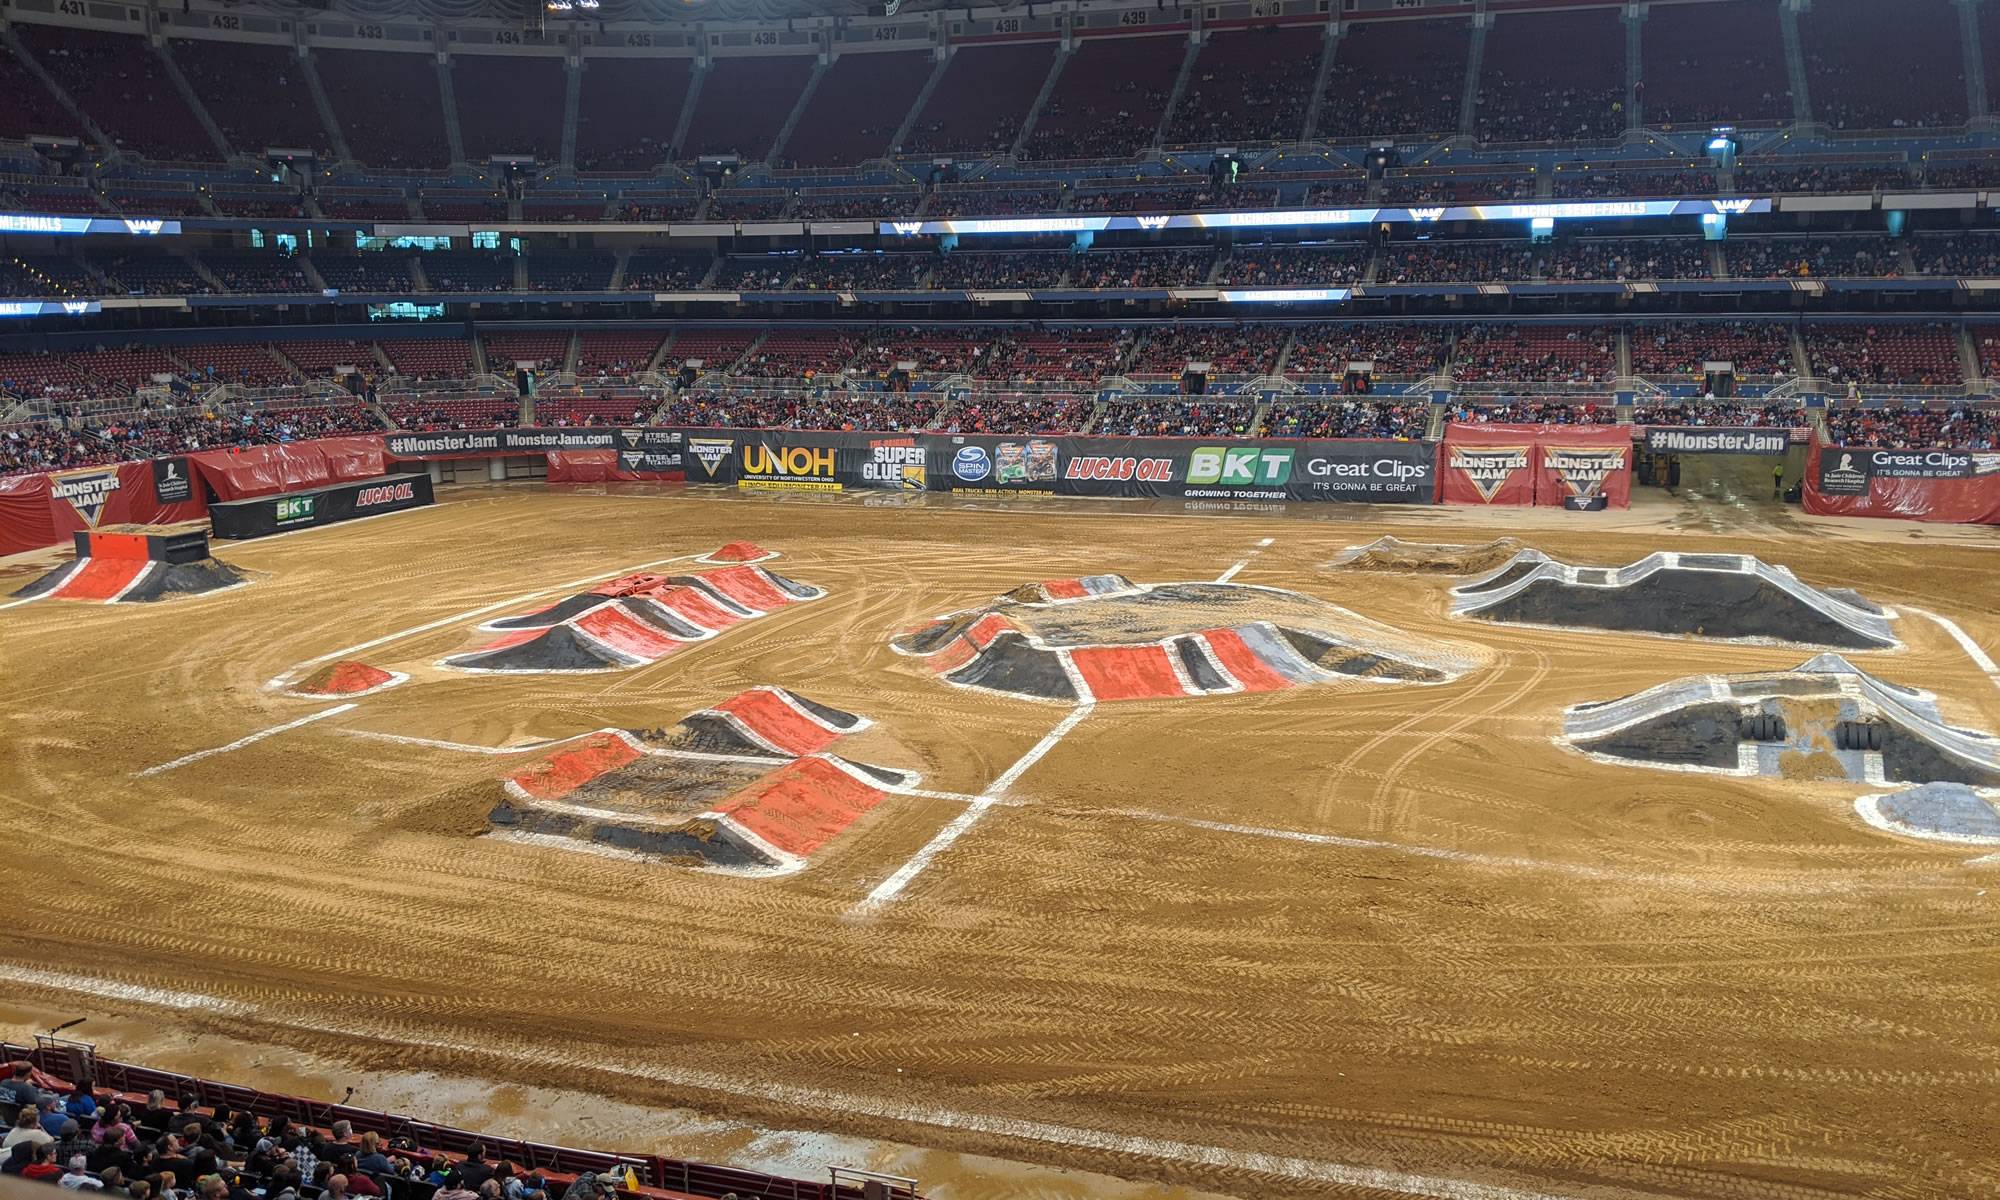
[{"xmin": 62, "ymin": 1154, "xmax": 105, "ymax": 1190}]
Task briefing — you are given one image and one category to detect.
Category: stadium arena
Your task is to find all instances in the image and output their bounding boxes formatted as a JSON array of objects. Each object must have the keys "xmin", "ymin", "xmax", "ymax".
[{"xmin": 2, "ymin": 0, "xmax": 1999, "ymax": 1196}]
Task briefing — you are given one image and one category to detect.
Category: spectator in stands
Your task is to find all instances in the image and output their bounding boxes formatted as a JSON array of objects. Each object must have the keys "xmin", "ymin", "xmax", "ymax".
[
  {"xmin": 353, "ymin": 1135, "xmax": 390, "ymax": 1178},
  {"xmin": 62, "ymin": 1088, "xmax": 95, "ymax": 1125},
  {"xmin": 53, "ymin": 1122, "xmax": 89, "ymax": 1168},
  {"xmin": 38, "ymin": 1099, "xmax": 68, "ymax": 1139},
  {"xmin": 432, "ymin": 1174, "xmax": 479, "ymax": 1200},
  {"xmin": 61, "ymin": 1156, "xmax": 105, "ymax": 1190},
  {"xmin": 2, "ymin": 1066, "xmax": 47, "ymax": 1111},
  {"xmin": 136, "ymin": 1094, "xmax": 172, "ymax": 1136},
  {"xmin": 557, "ymin": 1173, "xmax": 607, "ymax": 1200},
  {"xmin": 23, "ymin": 1144, "xmax": 64, "ymax": 1182},
  {"xmin": 4, "ymin": 1143, "xmax": 33, "ymax": 1176},
  {"xmin": 8, "ymin": 1107, "xmax": 55, "ymax": 1151}
]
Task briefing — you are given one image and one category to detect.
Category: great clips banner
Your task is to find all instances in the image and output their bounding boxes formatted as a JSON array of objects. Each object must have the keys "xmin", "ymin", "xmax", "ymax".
[
  {"xmin": 1803, "ymin": 441, "xmax": 2000, "ymax": 524},
  {"xmin": 1440, "ymin": 423, "xmax": 1631, "ymax": 509}
]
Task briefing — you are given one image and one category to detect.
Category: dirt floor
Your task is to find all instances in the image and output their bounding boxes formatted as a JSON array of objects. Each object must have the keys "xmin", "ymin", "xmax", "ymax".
[{"xmin": 3, "ymin": 468, "xmax": 2000, "ymax": 1200}]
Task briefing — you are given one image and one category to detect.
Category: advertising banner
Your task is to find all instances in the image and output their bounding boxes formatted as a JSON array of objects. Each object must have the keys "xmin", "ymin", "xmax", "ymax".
[
  {"xmin": 1440, "ymin": 424, "xmax": 1538, "ymax": 506},
  {"xmin": 1536, "ymin": 425, "xmax": 1633, "ymax": 510},
  {"xmin": 1803, "ymin": 442, "xmax": 2000, "ymax": 523},
  {"xmin": 151, "ymin": 457, "xmax": 194, "ymax": 504},
  {"xmin": 208, "ymin": 472, "xmax": 435, "ymax": 539},
  {"xmin": 929, "ymin": 435, "xmax": 1436, "ymax": 503},
  {"xmin": 0, "ymin": 460, "xmax": 210, "ymax": 557},
  {"xmin": 930, "ymin": 434, "xmax": 1064, "ymax": 498},
  {"xmin": 384, "ymin": 427, "xmax": 620, "ymax": 459},
  {"xmin": 1642, "ymin": 427, "xmax": 1790, "ymax": 456}
]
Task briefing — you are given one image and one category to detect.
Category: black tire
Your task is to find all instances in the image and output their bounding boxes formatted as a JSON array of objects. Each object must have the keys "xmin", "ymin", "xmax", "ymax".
[
  {"xmin": 1740, "ymin": 714, "xmax": 1762, "ymax": 740},
  {"xmin": 1834, "ymin": 721, "xmax": 1858, "ymax": 751},
  {"xmin": 1867, "ymin": 722, "xmax": 1883, "ymax": 752},
  {"xmin": 1765, "ymin": 713, "xmax": 1786, "ymax": 743}
]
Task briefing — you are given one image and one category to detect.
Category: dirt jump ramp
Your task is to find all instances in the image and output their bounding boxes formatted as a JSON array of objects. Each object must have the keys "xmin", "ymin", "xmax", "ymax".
[
  {"xmin": 12, "ymin": 555, "xmax": 247, "ymax": 604},
  {"xmin": 1451, "ymin": 551, "xmax": 1898, "ymax": 650},
  {"xmin": 443, "ymin": 565, "xmax": 824, "ymax": 674},
  {"xmin": 894, "ymin": 575, "xmax": 1474, "ymax": 703},
  {"xmin": 1561, "ymin": 653, "xmax": 2000, "ymax": 789},
  {"xmin": 484, "ymin": 687, "xmax": 915, "ymax": 874},
  {"xmin": 1328, "ymin": 536, "xmax": 1529, "ymax": 575}
]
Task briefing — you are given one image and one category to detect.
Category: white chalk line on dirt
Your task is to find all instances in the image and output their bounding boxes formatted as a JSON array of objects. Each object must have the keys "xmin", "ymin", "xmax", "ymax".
[
  {"xmin": 133, "ymin": 704, "xmax": 356, "ymax": 778},
  {"xmin": 0, "ymin": 963, "xmax": 1579, "ymax": 1200},
  {"xmin": 1109, "ymin": 809, "xmax": 1622, "ymax": 878},
  {"xmin": 264, "ymin": 552, "xmax": 706, "ymax": 691},
  {"xmin": 1905, "ymin": 607, "xmax": 2000, "ymax": 687},
  {"xmin": 854, "ymin": 703, "xmax": 1095, "ymax": 912},
  {"xmin": 1214, "ymin": 536, "xmax": 1275, "ymax": 584}
]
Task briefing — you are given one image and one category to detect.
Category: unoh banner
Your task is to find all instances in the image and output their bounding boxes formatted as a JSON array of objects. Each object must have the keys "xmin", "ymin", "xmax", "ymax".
[{"xmin": 1803, "ymin": 441, "xmax": 2000, "ymax": 523}]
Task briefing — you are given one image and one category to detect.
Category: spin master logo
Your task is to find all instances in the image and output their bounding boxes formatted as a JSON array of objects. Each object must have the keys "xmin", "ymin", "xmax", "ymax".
[
  {"xmin": 1448, "ymin": 446, "xmax": 1531, "ymax": 502},
  {"xmin": 50, "ymin": 467, "xmax": 123, "ymax": 525}
]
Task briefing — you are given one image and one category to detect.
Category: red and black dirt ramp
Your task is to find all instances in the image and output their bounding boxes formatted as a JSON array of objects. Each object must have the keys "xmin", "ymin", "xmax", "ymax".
[
  {"xmin": 893, "ymin": 576, "xmax": 1471, "ymax": 703},
  {"xmin": 12, "ymin": 525, "xmax": 248, "ymax": 605},
  {"xmin": 444, "ymin": 564, "xmax": 825, "ymax": 674},
  {"xmin": 484, "ymin": 688, "xmax": 909, "ymax": 873},
  {"xmin": 287, "ymin": 661, "xmax": 408, "ymax": 698}
]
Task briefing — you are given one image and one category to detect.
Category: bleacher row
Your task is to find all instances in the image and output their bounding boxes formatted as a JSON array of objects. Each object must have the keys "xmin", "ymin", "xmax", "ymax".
[
  {"xmin": 7, "ymin": 232, "xmax": 2000, "ymax": 302},
  {"xmin": 1, "ymin": 321, "xmax": 1986, "ymax": 401},
  {"xmin": 0, "ymin": 0, "xmax": 1985, "ymax": 171},
  {"xmin": 0, "ymin": 1048, "xmax": 830, "ymax": 1200}
]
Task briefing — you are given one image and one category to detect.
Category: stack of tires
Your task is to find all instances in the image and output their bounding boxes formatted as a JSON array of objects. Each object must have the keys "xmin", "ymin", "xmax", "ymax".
[
  {"xmin": 1739, "ymin": 712, "xmax": 1787, "ymax": 741},
  {"xmin": 1835, "ymin": 720, "xmax": 1886, "ymax": 752}
]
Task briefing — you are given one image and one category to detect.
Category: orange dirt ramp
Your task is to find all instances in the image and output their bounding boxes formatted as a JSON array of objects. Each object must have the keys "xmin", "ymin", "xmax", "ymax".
[
  {"xmin": 702, "ymin": 541, "xmax": 778, "ymax": 564},
  {"xmin": 288, "ymin": 661, "xmax": 407, "ymax": 698}
]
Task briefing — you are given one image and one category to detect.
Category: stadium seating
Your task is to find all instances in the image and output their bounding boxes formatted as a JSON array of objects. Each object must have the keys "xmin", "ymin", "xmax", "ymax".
[
  {"xmin": 681, "ymin": 55, "xmax": 815, "ymax": 159},
  {"xmin": 1129, "ymin": 324, "xmax": 1285, "ymax": 375},
  {"xmin": 1453, "ymin": 400, "xmax": 1618, "ymax": 425},
  {"xmin": 1215, "ymin": 243, "xmax": 1367, "ymax": 288},
  {"xmin": 1910, "ymin": 234, "xmax": 2000, "ymax": 276},
  {"xmin": 1097, "ymin": 398, "xmax": 1258, "ymax": 438},
  {"xmin": 275, "ymin": 339, "xmax": 380, "ymax": 377},
  {"xmin": 380, "ymin": 336, "xmax": 476, "ymax": 379},
  {"xmin": 317, "ymin": 47, "xmax": 451, "ymax": 167},
  {"xmin": 172, "ymin": 38, "xmax": 331, "ymax": 156},
  {"xmin": 1068, "ymin": 248, "xmax": 1213, "ymax": 289},
  {"xmin": 1540, "ymin": 237, "xmax": 1711, "ymax": 281},
  {"xmin": 1632, "ymin": 401, "xmax": 1805, "ymax": 428},
  {"xmin": 1727, "ymin": 235, "xmax": 1902, "ymax": 279},
  {"xmin": 455, "ymin": 53, "xmax": 565, "ymax": 161},
  {"xmin": 667, "ymin": 329, "xmax": 758, "ymax": 372},
  {"xmin": 1801, "ymin": 0, "xmax": 1966, "ymax": 131},
  {"xmin": 1264, "ymin": 399, "xmax": 1430, "ymax": 439},
  {"xmin": 1629, "ymin": 320, "xmax": 1795, "ymax": 378},
  {"xmin": 1734, "ymin": 161, "xmax": 1911, "ymax": 194},
  {"xmin": 1023, "ymin": 35, "xmax": 1184, "ymax": 160},
  {"xmin": 1804, "ymin": 322, "xmax": 1962, "ymax": 386},
  {"xmin": 903, "ymin": 42, "xmax": 1058, "ymax": 155},
  {"xmin": 97, "ymin": 255, "xmax": 211, "ymax": 296},
  {"xmin": 420, "ymin": 253, "xmax": 519, "ymax": 292},
  {"xmin": 792, "ymin": 188, "xmax": 923, "ymax": 219},
  {"xmin": 524, "ymin": 253, "xmax": 616, "ymax": 291},
  {"xmin": 1638, "ymin": 0, "xmax": 1792, "ymax": 126},
  {"xmin": 484, "ymin": 330, "xmax": 571, "ymax": 372},
  {"xmin": 576, "ymin": 57, "xmax": 692, "ymax": 171},
  {"xmin": 929, "ymin": 184, "xmax": 1064, "ymax": 217},
  {"xmin": 0, "ymin": 39, "xmax": 86, "ymax": 140},
  {"xmin": 714, "ymin": 256, "xmax": 799, "ymax": 290},
  {"xmin": 1317, "ymin": 19, "xmax": 1469, "ymax": 140},
  {"xmin": 522, "ymin": 193, "xmax": 612, "ymax": 223},
  {"xmin": 943, "ymin": 392, "xmax": 1096, "ymax": 434},
  {"xmin": 204, "ymin": 253, "xmax": 314, "ymax": 294},
  {"xmin": 1380, "ymin": 168, "xmax": 1535, "ymax": 204},
  {"xmin": 1476, "ymin": 8, "xmax": 1627, "ymax": 143},
  {"xmin": 312, "ymin": 254, "xmax": 416, "ymax": 294},
  {"xmin": 1284, "ymin": 323, "xmax": 1451, "ymax": 378},
  {"xmin": 575, "ymin": 330, "xmax": 668, "ymax": 377},
  {"xmin": 621, "ymin": 252, "xmax": 714, "ymax": 291},
  {"xmin": 787, "ymin": 253, "xmax": 930, "ymax": 291},
  {"xmin": 786, "ymin": 51, "xmax": 932, "ymax": 166},
  {"xmin": 1165, "ymin": 26, "xmax": 1323, "ymax": 146},
  {"xmin": 319, "ymin": 189, "xmax": 412, "ymax": 221},
  {"xmin": 178, "ymin": 341, "xmax": 295, "ymax": 388},
  {"xmin": 850, "ymin": 327, "xmax": 996, "ymax": 377},
  {"xmin": 1548, "ymin": 165, "xmax": 1717, "ymax": 199},
  {"xmin": 980, "ymin": 328, "xmax": 1133, "ymax": 382},
  {"xmin": 733, "ymin": 328, "xmax": 865, "ymax": 378},
  {"xmin": 18, "ymin": 26, "xmax": 219, "ymax": 161},
  {"xmin": 1826, "ymin": 403, "xmax": 2000, "ymax": 448},
  {"xmin": 0, "ymin": 254, "xmax": 104, "ymax": 298},
  {"xmin": 930, "ymin": 251, "xmax": 1068, "ymax": 289},
  {"xmin": 1452, "ymin": 324, "xmax": 1616, "ymax": 383},
  {"xmin": 1377, "ymin": 241, "xmax": 1538, "ymax": 285}
]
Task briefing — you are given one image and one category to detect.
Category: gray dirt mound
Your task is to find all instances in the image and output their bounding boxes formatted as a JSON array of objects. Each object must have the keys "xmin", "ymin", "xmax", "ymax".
[
  {"xmin": 942, "ymin": 633, "xmax": 1078, "ymax": 701},
  {"xmin": 487, "ymin": 593, "xmax": 609, "ymax": 630},
  {"xmin": 893, "ymin": 612, "xmax": 982, "ymax": 655},
  {"xmin": 487, "ymin": 800, "xmax": 775, "ymax": 868},
  {"xmin": 448, "ymin": 624, "xmax": 622, "ymax": 671},
  {"xmin": 1332, "ymin": 536, "xmax": 1527, "ymax": 575},
  {"xmin": 1476, "ymin": 570, "xmax": 1891, "ymax": 650},
  {"xmin": 124, "ymin": 559, "xmax": 249, "ymax": 601}
]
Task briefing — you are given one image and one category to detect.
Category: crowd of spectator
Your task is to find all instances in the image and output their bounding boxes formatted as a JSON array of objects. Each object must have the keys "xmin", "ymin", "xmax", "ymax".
[
  {"xmin": 1550, "ymin": 168, "xmax": 1717, "ymax": 198},
  {"xmin": 1068, "ymin": 249, "xmax": 1214, "ymax": 289},
  {"xmin": 1264, "ymin": 399, "xmax": 1430, "ymax": 439},
  {"xmin": 930, "ymin": 251, "xmax": 1068, "ymax": 290},
  {"xmin": 1733, "ymin": 163, "xmax": 1910, "ymax": 194},
  {"xmin": 1095, "ymin": 399, "xmax": 1257, "ymax": 438},
  {"xmin": 939, "ymin": 393, "xmax": 1095, "ymax": 435},
  {"xmin": 1378, "ymin": 242, "xmax": 1538, "ymax": 284},
  {"xmin": 1725, "ymin": 236, "xmax": 1902, "ymax": 279},
  {"xmin": 1452, "ymin": 325, "xmax": 1616, "ymax": 383},
  {"xmin": 1216, "ymin": 244, "xmax": 1367, "ymax": 287},
  {"xmin": 1826, "ymin": 403, "xmax": 2000, "ymax": 448},
  {"xmin": 2, "ymin": 398, "xmax": 382, "ymax": 476},
  {"xmin": 1632, "ymin": 402, "xmax": 1805, "ymax": 427},
  {"xmin": 1629, "ymin": 320, "xmax": 1795, "ymax": 378},
  {"xmin": 1452, "ymin": 400, "xmax": 1619, "ymax": 424}
]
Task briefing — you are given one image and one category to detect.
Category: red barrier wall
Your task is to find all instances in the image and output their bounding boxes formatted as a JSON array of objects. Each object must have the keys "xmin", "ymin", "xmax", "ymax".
[
  {"xmin": 545, "ymin": 450, "xmax": 685, "ymax": 483},
  {"xmin": 0, "ymin": 460, "xmax": 208, "ymax": 556},
  {"xmin": 189, "ymin": 435, "xmax": 388, "ymax": 501},
  {"xmin": 1534, "ymin": 424, "xmax": 1633, "ymax": 509},
  {"xmin": 1439, "ymin": 424, "xmax": 1539, "ymax": 506},
  {"xmin": 1802, "ymin": 440, "xmax": 2000, "ymax": 524}
]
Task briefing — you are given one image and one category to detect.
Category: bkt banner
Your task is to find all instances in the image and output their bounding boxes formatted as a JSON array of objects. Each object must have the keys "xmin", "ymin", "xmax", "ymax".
[{"xmin": 928, "ymin": 435, "xmax": 1436, "ymax": 503}]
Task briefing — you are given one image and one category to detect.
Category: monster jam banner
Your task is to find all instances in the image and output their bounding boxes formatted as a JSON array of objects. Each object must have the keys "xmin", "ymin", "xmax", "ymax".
[
  {"xmin": 0, "ymin": 459, "xmax": 209, "ymax": 556},
  {"xmin": 209, "ymin": 472, "xmax": 435, "ymax": 539},
  {"xmin": 545, "ymin": 449, "xmax": 685, "ymax": 483},
  {"xmin": 1536, "ymin": 426, "xmax": 1632, "ymax": 510},
  {"xmin": 383, "ymin": 427, "xmax": 625, "ymax": 460},
  {"xmin": 1440, "ymin": 424, "xmax": 1538, "ymax": 506},
  {"xmin": 1642, "ymin": 427, "xmax": 1791, "ymax": 456},
  {"xmin": 1803, "ymin": 441, "xmax": 2000, "ymax": 523}
]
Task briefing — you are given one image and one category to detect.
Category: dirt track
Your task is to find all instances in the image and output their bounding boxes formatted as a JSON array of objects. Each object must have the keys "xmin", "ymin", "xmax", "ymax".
[{"xmin": 3, "ymin": 480, "xmax": 1999, "ymax": 1200}]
